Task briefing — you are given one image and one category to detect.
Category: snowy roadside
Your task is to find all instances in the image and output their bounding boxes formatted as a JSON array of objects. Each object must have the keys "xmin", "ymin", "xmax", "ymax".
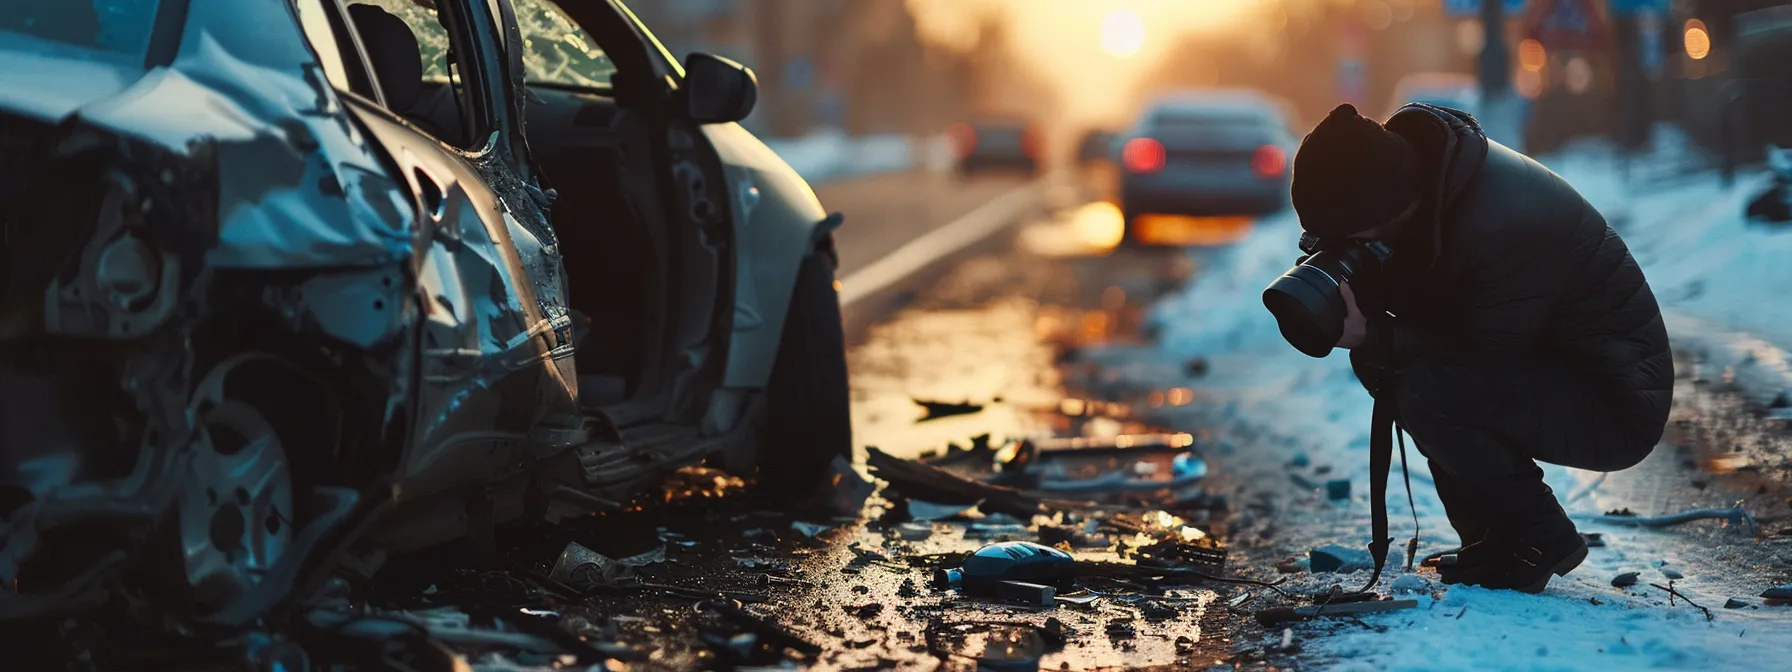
[
  {"xmin": 1078, "ymin": 139, "xmax": 1792, "ymax": 670},
  {"xmin": 762, "ymin": 131, "xmax": 951, "ymax": 184}
]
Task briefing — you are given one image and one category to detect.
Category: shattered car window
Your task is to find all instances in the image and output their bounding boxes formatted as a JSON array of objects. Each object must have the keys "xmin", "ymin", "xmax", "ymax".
[
  {"xmin": 513, "ymin": 0, "xmax": 615, "ymax": 89},
  {"xmin": 353, "ymin": 0, "xmax": 452, "ymax": 81},
  {"xmin": 0, "ymin": 0, "xmax": 161, "ymax": 64}
]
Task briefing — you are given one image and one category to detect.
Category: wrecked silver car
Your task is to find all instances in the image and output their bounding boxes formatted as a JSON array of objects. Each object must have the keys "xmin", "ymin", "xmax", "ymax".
[{"xmin": 0, "ymin": 0, "xmax": 849, "ymax": 630}]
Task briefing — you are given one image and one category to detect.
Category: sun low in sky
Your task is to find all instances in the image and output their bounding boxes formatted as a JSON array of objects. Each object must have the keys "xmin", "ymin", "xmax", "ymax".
[
  {"xmin": 1099, "ymin": 9, "xmax": 1146, "ymax": 58},
  {"xmin": 906, "ymin": 0, "xmax": 1267, "ymax": 124}
]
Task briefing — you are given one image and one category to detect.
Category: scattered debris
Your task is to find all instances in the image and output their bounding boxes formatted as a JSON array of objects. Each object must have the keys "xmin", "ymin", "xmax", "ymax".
[
  {"xmin": 924, "ymin": 620, "xmax": 1067, "ymax": 672},
  {"xmin": 734, "ymin": 557, "xmax": 790, "ymax": 573},
  {"xmin": 825, "ymin": 455, "xmax": 877, "ymax": 515},
  {"xmin": 844, "ymin": 603, "xmax": 885, "ymax": 620},
  {"xmin": 1254, "ymin": 598, "xmax": 1420, "ymax": 625},
  {"xmin": 1726, "ymin": 598, "xmax": 1753, "ymax": 609},
  {"xmin": 1650, "ymin": 583, "xmax": 1715, "ymax": 622},
  {"xmin": 1274, "ymin": 556, "xmax": 1307, "ymax": 574},
  {"xmin": 1581, "ymin": 532, "xmax": 1605, "ymax": 548},
  {"xmin": 967, "ymin": 522, "xmax": 1033, "ymax": 540},
  {"xmin": 993, "ymin": 580, "xmax": 1056, "ymax": 607},
  {"xmin": 1760, "ymin": 585, "xmax": 1792, "ymax": 600},
  {"xmin": 698, "ymin": 598, "xmax": 822, "ymax": 661},
  {"xmin": 907, "ymin": 499, "xmax": 979, "ymax": 521},
  {"xmin": 1137, "ymin": 600, "xmax": 1180, "ymax": 622},
  {"xmin": 1613, "ymin": 572, "xmax": 1641, "ymax": 588},
  {"xmin": 1325, "ymin": 478, "xmax": 1351, "ymax": 501},
  {"xmin": 1308, "ymin": 543, "xmax": 1389, "ymax": 573},
  {"xmin": 1593, "ymin": 506, "xmax": 1757, "ymax": 534},
  {"xmin": 914, "ymin": 398, "xmax": 986, "ymax": 421},
  {"xmin": 895, "ymin": 522, "xmax": 935, "ymax": 540},
  {"xmin": 790, "ymin": 521, "xmax": 833, "ymax": 538},
  {"xmin": 1390, "ymin": 574, "xmax": 1431, "ymax": 595},
  {"xmin": 548, "ymin": 542, "xmax": 666, "ymax": 585},
  {"xmin": 1276, "ymin": 627, "xmax": 1302, "ymax": 654},
  {"xmin": 868, "ymin": 447, "xmax": 1056, "ymax": 518},
  {"xmin": 993, "ymin": 434, "xmax": 1208, "ymax": 499},
  {"xmin": 1105, "ymin": 619, "xmax": 1137, "ymax": 639},
  {"xmin": 1057, "ymin": 592, "xmax": 1102, "ymax": 607},
  {"xmin": 1660, "ymin": 566, "xmax": 1685, "ymax": 580}
]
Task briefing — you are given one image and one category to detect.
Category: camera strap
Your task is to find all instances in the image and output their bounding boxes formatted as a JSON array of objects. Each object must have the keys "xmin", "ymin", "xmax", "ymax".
[{"xmin": 1357, "ymin": 396, "xmax": 1421, "ymax": 594}]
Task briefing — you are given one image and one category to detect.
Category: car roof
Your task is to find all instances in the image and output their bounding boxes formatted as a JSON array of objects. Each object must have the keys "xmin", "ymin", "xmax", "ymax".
[
  {"xmin": 1138, "ymin": 89, "xmax": 1291, "ymax": 129},
  {"xmin": 1144, "ymin": 89, "xmax": 1280, "ymax": 115}
]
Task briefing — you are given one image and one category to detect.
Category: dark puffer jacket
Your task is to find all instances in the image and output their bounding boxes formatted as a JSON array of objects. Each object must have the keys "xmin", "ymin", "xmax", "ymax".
[{"xmin": 1352, "ymin": 104, "xmax": 1672, "ymax": 444}]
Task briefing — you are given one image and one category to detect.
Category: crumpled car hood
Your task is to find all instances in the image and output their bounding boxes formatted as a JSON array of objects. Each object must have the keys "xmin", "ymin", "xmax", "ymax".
[{"xmin": 1, "ymin": 0, "xmax": 415, "ymax": 269}]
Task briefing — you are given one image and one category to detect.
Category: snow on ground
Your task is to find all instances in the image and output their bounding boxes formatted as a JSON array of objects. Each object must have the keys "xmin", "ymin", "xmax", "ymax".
[
  {"xmin": 761, "ymin": 131, "xmax": 948, "ymax": 183},
  {"xmin": 1120, "ymin": 137, "xmax": 1792, "ymax": 670}
]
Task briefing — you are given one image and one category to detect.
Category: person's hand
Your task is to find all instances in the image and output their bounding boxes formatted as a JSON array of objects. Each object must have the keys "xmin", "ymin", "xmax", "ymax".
[{"xmin": 1338, "ymin": 281, "xmax": 1367, "ymax": 350}]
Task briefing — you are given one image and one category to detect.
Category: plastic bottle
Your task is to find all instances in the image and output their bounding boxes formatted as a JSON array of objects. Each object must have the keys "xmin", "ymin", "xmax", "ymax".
[{"xmin": 934, "ymin": 541, "xmax": 1077, "ymax": 593}]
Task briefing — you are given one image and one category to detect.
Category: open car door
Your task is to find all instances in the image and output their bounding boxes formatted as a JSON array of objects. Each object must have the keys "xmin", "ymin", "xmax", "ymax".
[{"xmin": 509, "ymin": 0, "xmax": 741, "ymax": 427}]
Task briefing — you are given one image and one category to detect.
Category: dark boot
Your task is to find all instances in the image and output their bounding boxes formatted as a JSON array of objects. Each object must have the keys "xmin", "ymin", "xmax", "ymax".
[
  {"xmin": 1477, "ymin": 475, "xmax": 1587, "ymax": 593},
  {"xmin": 1420, "ymin": 461, "xmax": 1503, "ymax": 585}
]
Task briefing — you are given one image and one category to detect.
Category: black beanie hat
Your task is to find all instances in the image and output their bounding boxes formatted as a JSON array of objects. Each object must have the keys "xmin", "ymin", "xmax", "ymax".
[{"xmin": 1291, "ymin": 104, "xmax": 1422, "ymax": 238}]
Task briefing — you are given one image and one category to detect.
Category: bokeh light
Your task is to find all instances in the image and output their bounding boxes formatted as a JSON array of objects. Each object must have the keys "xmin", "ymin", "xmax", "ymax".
[
  {"xmin": 1516, "ymin": 68, "xmax": 1545, "ymax": 99},
  {"xmin": 1518, "ymin": 39, "xmax": 1547, "ymax": 72},
  {"xmin": 1099, "ymin": 10, "xmax": 1146, "ymax": 58},
  {"xmin": 1564, "ymin": 56, "xmax": 1592, "ymax": 94},
  {"xmin": 1684, "ymin": 19, "xmax": 1711, "ymax": 60}
]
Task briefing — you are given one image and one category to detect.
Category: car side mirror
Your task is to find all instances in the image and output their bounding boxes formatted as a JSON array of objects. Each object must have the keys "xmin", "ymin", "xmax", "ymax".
[{"xmin": 682, "ymin": 52, "xmax": 757, "ymax": 124}]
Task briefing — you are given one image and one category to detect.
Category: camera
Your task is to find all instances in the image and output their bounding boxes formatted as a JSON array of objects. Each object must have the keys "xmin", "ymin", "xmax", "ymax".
[{"xmin": 1262, "ymin": 236, "xmax": 1392, "ymax": 357}]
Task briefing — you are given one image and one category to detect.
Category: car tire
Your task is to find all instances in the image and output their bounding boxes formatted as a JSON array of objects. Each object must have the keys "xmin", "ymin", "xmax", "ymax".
[{"xmin": 754, "ymin": 246, "xmax": 852, "ymax": 502}]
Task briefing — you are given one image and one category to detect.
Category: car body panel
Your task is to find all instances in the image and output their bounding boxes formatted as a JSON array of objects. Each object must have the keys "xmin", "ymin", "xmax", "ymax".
[
  {"xmin": 701, "ymin": 120, "xmax": 832, "ymax": 388},
  {"xmin": 28, "ymin": 0, "xmax": 418, "ymax": 270},
  {"xmin": 341, "ymin": 99, "xmax": 578, "ymax": 501}
]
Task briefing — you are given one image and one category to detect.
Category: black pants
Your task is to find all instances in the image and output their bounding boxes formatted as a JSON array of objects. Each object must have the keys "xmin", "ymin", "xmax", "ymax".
[{"xmin": 1356, "ymin": 352, "xmax": 1661, "ymax": 539}]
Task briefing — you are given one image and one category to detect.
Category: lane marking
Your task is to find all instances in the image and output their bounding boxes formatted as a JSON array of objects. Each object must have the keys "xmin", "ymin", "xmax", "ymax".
[{"xmin": 837, "ymin": 180, "xmax": 1043, "ymax": 308}]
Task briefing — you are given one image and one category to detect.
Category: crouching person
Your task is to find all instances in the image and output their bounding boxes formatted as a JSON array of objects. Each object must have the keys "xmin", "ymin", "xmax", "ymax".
[{"xmin": 1274, "ymin": 103, "xmax": 1672, "ymax": 593}]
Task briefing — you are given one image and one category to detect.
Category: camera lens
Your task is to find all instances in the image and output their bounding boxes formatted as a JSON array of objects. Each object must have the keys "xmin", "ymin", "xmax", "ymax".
[{"xmin": 1263, "ymin": 265, "xmax": 1348, "ymax": 358}]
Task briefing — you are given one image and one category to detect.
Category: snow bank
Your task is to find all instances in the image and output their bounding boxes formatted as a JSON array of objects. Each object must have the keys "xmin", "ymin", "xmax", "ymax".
[
  {"xmin": 761, "ymin": 131, "xmax": 944, "ymax": 184},
  {"xmin": 1133, "ymin": 137, "xmax": 1792, "ymax": 671}
]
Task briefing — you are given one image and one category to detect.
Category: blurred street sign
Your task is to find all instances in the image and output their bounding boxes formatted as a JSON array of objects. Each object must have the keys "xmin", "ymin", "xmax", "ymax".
[
  {"xmin": 1523, "ymin": 0, "xmax": 1610, "ymax": 51},
  {"xmin": 1638, "ymin": 12, "xmax": 1665, "ymax": 76},
  {"xmin": 1445, "ymin": 0, "xmax": 1526, "ymax": 17},
  {"xmin": 1607, "ymin": 0, "xmax": 1667, "ymax": 16},
  {"xmin": 784, "ymin": 56, "xmax": 813, "ymax": 92},
  {"xmin": 1337, "ymin": 59, "xmax": 1368, "ymax": 106}
]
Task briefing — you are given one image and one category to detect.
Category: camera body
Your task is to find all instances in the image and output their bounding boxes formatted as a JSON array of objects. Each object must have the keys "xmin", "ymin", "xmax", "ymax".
[{"xmin": 1262, "ymin": 235, "xmax": 1393, "ymax": 357}]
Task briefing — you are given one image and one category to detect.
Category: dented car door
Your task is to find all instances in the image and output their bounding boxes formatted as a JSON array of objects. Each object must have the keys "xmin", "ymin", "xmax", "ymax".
[{"xmin": 325, "ymin": 0, "xmax": 580, "ymax": 503}]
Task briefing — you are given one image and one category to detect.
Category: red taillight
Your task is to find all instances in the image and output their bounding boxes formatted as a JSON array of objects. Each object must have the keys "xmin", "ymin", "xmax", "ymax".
[
  {"xmin": 1122, "ymin": 137, "xmax": 1166, "ymax": 174},
  {"xmin": 947, "ymin": 123, "xmax": 977, "ymax": 159},
  {"xmin": 1252, "ymin": 144, "xmax": 1287, "ymax": 178},
  {"xmin": 1021, "ymin": 126, "xmax": 1041, "ymax": 158}
]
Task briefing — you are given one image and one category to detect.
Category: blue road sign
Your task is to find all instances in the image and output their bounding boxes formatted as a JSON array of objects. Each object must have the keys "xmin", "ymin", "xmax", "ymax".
[
  {"xmin": 1608, "ymin": 0, "xmax": 1669, "ymax": 15},
  {"xmin": 1445, "ymin": 0, "xmax": 1526, "ymax": 17}
]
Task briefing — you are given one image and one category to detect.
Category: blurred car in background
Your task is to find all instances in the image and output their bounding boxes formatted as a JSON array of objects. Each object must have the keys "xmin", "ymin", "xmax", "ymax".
[
  {"xmin": 1117, "ymin": 90, "xmax": 1295, "ymax": 243},
  {"xmin": 1076, "ymin": 128, "xmax": 1118, "ymax": 165},
  {"xmin": 947, "ymin": 118, "xmax": 1042, "ymax": 176},
  {"xmin": 1387, "ymin": 72, "xmax": 1481, "ymax": 120}
]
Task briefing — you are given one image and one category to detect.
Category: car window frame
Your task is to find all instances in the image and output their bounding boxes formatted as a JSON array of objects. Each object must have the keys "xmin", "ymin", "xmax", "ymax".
[
  {"xmin": 511, "ymin": 0, "xmax": 619, "ymax": 93},
  {"xmin": 293, "ymin": 0, "xmax": 382, "ymax": 101},
  {"xmin": 329, "ymin": 0, "xmax": 505, "ymax": 154}
]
